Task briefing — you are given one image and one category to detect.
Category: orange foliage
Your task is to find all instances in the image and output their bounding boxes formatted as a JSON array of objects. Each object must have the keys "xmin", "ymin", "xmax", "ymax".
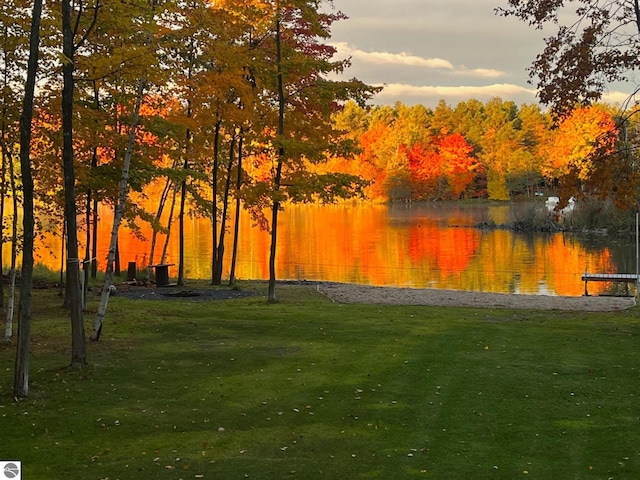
[
  {"xmin": 542, "ymin": 105, "xmax": 617, "ymax": 180},
  {"xmin": 407, "ymin": 142, "xmax": 440, "ymax": 182},
  {"xmin": 438, "ymin": 133, "xmax": 477, "ymax": 197},
  {"xmin": 407, "ymin": 133, "xmax": 477, "ymax": 199},
  {"xmin": 356, "ymin": 121, "xmax": 389, "ymax": 200}
]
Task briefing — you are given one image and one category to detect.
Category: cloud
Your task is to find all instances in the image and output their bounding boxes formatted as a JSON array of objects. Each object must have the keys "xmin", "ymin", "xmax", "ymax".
[
  {"xmin": 378, "ymin": 83, "xmax": 537, "ymax": 97},
  {"xmin": 370, "ymin": 84, "xmax": 634, "ymax": 108},
  {"xmin": 454, "ymin": 68, "xmax": 504, "ymax": 79},
  {"xmin": 372, "ymin": 83, "xmax": 538, "ymax": 105},
  {"xmin": 332, "ymin": 42, "xmax": 453, "ymax": 69},
  {"xmin": 602, "ymin": 90, "xmax": 636, "ymax": 107},
  {"xmin": 332, "ymin": 42, "xmax": 504, "ymax": 79}
]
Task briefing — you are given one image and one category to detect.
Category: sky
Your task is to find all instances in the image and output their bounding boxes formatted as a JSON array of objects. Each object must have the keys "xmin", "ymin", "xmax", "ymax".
[{"xmin": 329, "ymin": 0, "xmax": 631, "ymax": 108}]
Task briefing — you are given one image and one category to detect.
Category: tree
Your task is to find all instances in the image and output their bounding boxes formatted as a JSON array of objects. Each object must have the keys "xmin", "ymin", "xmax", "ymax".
[
  {"xmin": 407, "ymin": 133, "xmax": 477, "ymax": 200},
  {"xmin": 13, "ymin": 0, "xmax": 43, "ymax": 399},
  {"xmin": 355, "ymin": 114, "xmax": 393, "ymax": 200},
  {"xmin": 407, "ymin": 142, "xmax": 443, "ymax": 200},
  {"xmin": 0, "ymin": 0, "xmax": 31, "ymax": 340},
  {"xmin": 438, "ymin": 132, "xmax": 477, "ymax": 198},
  {"xmin": 498, "ymin": 2, "xmax": 640, "ymax": 209},
  {"xmin": 158, "ymin": 0, "xmax": 254, "ymax": 286},
  {"xmin": 61, "ymin": 0, "xmax": 102, "ymax": 366},
  {"xmin": 229, "ymin": 132, "xmax": 244, "ymax": 285},
  {"xmin": 478, "ymin": 98, "xmax": 521, "ymax": 200},
  {"xmin": 246, "ymin": 0, "xmax": 378, "ymax": 302},
  {"xmin": 92, "ymin": 79, "xmax": 148, "ymax": 341},
  {"xmin": 498, "ymin": 0, "xmax": 640, "ymax": 117},
  {"xmin": 513, "ymin": 103, "xmax": 549, "ymax": 197},
  {"xmin": 91, "ymin": 0, "xmax": 163, "ymax": 341},
  {"xmin": 540, "ymin": 104, "xmax": 629, "ymax": 208}
]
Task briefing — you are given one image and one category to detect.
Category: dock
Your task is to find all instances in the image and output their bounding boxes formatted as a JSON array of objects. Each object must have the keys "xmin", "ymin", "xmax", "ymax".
[{"xmin": 581, "ymin": 272, "xmax": 639, "ymax": 296}]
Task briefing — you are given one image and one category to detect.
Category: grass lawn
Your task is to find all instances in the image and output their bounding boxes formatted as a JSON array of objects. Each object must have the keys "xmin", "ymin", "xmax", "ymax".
[{"xmin": 1, "ymin": 282, "xmax": 640, "ymax": 479}]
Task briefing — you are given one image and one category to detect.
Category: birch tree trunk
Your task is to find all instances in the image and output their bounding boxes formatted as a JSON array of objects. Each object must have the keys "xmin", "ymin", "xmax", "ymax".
[{"xmin": 91, "ymin": 77, "xmax": 146, "ymax": 341}]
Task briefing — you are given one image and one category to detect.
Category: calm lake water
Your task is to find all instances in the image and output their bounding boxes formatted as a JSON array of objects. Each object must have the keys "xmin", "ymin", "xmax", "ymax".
[{"xmin": 33, "ymin": 202, "xmax": 638, "ymax": 296}]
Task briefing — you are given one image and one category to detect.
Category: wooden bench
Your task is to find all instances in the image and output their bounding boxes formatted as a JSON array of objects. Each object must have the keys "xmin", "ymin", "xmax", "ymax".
[
  {"xmin": 581, "ymin": 272, "xmax": 639, "ymax": 296},
  {"xmin": 149, "ymin": 263, "xmax": 175, "ymax": 287}
]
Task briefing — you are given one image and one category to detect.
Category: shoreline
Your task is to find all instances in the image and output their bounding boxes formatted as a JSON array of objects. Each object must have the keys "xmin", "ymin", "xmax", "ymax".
[{"xmin": 315, "ymin": 282, "xmax": 637, "ymax": 312}]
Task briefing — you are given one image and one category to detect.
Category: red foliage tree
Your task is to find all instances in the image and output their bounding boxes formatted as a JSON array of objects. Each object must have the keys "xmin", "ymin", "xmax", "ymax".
[
  {"xmin": 439, "ymin": 132, "xmax": 477, "ymax": 198},
  {"xmin": 407, "ymin": 133, "xmax": 477, "ymax": 200}
]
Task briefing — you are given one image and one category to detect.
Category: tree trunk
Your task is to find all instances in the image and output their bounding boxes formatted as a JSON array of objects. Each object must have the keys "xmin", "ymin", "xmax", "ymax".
[
  {"xmin": 83, "ymin": 185, "xmax": 92, "ymax": 310},
  {"xmin": 62, "ymin": 0, "xmax": 86, "ymax": 367},
  {"xmin": 268, "ymin": 13, "xmax": 285, "ymax": 302},
  {"xmin": 160, "ymin": 183, "xmax": 178, "ymax": 264},
  {"xmin": 91, "ymin": 196, "xmax": 98, "ymax": 278},
  {"xmin": 91, "ymin": 77, "xmax": 146, "ymax": 341},
  {"xmin": 211, "ymin": 120, "xmax": 220, "ymax": 284},
  {"xmin": 0, "ymin": 123, "xmax": 7, "ymax": 337},
  {"xmin": 214, "ymin": 135, "xmax": 236, "ymax": 285},
  {"xmin": 148, "ymin": 175, "xmax": 174, "ymax": 276},
  {"xmin": 229, "ymin": 133, "xmax": 243, "ymax": 286},
  {"xmin": 7, "ymin": 148, "xmax": 18, "ymax": 334},
  {"xmin": 178, "ymin": 128, "xmax": 191, "ymax": 286},
  {"xmin": 14, "ymin": 0, "xmax": 43, "ymax": 398},
  {"xmin": 178, "ymin": 176, "xmax": 186, "ymax": 285},
  {"xmin": 59, "ymin": 220, "xmax": 66, "ymax": 297},
  {"xmin": 0, "ymin": 134, "xmax": 7, "ymax": 339},
  {"xmin": 84, "ymin": 81, "xmax": 99, "ymax": 286}
]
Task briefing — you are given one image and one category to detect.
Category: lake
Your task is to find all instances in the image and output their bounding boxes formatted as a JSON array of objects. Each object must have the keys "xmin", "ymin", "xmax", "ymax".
[{"xmin": 32, "ymin": 202, "xmax": 638, "ymax": 296}]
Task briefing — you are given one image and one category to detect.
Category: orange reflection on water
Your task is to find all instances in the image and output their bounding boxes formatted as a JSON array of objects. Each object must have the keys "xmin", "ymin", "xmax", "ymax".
[
  {"xmin": 408, "ymin": 224, "xmax": 480, "ymax": 277},
  {"xmin": 24, "ymin": 203, "xmax": 623, "ymax": 296}
]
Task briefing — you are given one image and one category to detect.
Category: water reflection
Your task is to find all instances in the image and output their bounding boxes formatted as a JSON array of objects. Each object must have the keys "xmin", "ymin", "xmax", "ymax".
[{"xmin": 28, "ymin": 202, "xmax": 634, "ymax": 296}]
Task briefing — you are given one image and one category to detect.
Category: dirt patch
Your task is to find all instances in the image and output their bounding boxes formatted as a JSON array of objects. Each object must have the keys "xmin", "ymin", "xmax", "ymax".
[
  {"xmin": 114, "ymin": 286, "xmax": 256, "ymax": 302},
  {"xmin": 316, "ymin": 283, "xmax": 637, "ymax": 312}
]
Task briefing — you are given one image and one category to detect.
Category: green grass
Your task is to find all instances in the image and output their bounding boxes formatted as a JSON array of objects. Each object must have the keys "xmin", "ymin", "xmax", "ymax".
[{"xmin": 1, "ymin": 282, "xmax": 640, "ymax": 479}]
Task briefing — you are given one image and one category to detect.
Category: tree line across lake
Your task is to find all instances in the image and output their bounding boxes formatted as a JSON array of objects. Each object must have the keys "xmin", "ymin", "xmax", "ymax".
[{"xmin": 327, "ymin": 99, "xmax": 639, "ymax": 210}]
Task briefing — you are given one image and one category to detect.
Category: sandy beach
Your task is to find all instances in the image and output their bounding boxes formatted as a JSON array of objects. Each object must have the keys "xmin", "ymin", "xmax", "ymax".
[{"xmin": 316, "ymin": 282, "xmax": 637, "ymax": 312}]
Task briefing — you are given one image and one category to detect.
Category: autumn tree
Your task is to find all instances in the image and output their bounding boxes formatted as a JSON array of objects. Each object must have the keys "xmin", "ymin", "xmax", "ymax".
[
  {"xmin": 452, "ymin": 99, "xmax": 485, "ymax": 149},
  {"xmin": 498, "ymin": 0, "xmax": 640, "ymax": 209},
  {"xmin": 539, "ymin": 104, "xmax": 637, "ymax": 208},
  {"xmin": 325, "ymin": 101, "xmax": 375, "ymax": 191},
  {"xmin": 513, "ymin": 103, "xmax": 549, "ymax": 197},
  {"xmin": 477, "ymin": 98, "xmax": 522, "ymax": 200},
  {"xmin": 0, "ymin": 0, "xmax": 32, "ymax": 340},
  {"xmin": 355, "ymin": 113, "xmax": 394, "ymax": 200},
  {"xmin": 407, "ymin": 133, "xmax": 477, "ymax": 200},
  {"xmin": 498, "ymin": 1, "xmax": 640, "ymax": 118},
  {"xmin": 246, "ymin": 0, "xmax": 378, "ymax": 302},
  {"xmin": 407, "ymin": 142, "xmax": 442, "ymax": 199},
  {"xmin": 429, "ymin": 99, "xmax": 455, "ymax": 136},
  {"xmin": 91, "ymin": 0, "xmax": 166, "ymax": 341},
  {"xmin": 438, "ymin": 132, "xmax": 477, "ymax": 198},
  {"xmin": 13, "ymin": 0, "xmax": 43, "ymax": 399}
]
